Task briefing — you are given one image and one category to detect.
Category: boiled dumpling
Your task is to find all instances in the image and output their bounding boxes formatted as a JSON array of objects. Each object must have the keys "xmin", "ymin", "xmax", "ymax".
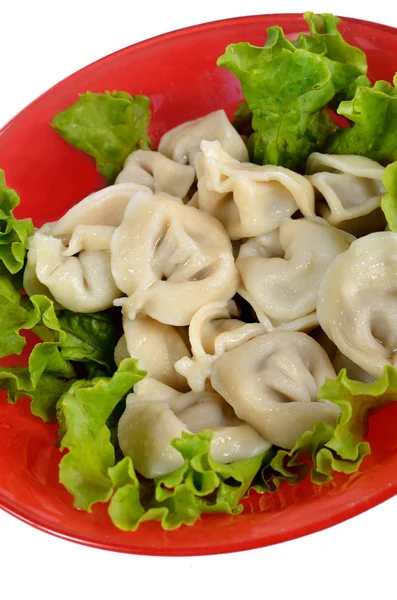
[
  {"xmin": 317, "ymin": 231, "xmax": 397, "ymax": 378},
  {"xmin": 121, "ymin": 315, "xmax": 190, "ymax": 391},
  {"xmin": 24, "ymin": 229, "xmax": 120, "ymax": 312},
  {"xmin": 43, "ymin": 182, "xmax": 152, "ymax": 239},
  {"xmin": 62, "ymin": 225, "xmax": 115, "ymax": 255},
  {"xmin": 158, "ymin": 109, "xmax": 248, "ymax": 165},
  {"xmin": 236, "ymin": 230, "xmax": 284, "ymax": 261},
  {"xmin": 174, "ymin": 301, "xmax": 265, "ymax": 392},
  {"xmin": 111, "ymin": 191, "xmax": 238, "ymax": 325},
  {"xmin": 236, "ymin": 218, "xmax": 351, "ymax": 331},
  {"xmin": 306, "ymin": 153, "xmax": 386, "ymax": 236},
  {"xmin": 211, "ymin": 331, "xmax": 340, "ymax": 449},
  {"xmin": 196, "ymin": 140, "xmax": 315, "ymax": 239},
  {"xmin": 118, "ymin": 377, "xmax": 271, "ymax": 478},
  {"xmin": 115, "ymin": 149, "xmax": 195, "ymax": 198}
]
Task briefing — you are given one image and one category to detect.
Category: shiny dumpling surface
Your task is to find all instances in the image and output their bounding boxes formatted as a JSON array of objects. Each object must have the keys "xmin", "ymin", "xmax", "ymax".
[
  {"xmin": 236, "ymin": 218, "xmax": 351, "ymax": 330},
  {"xmin": 158, "ymin": 109, "xmax": 249, "ymax": 165},
  {"xmin": 118, "ymin": 378, "xmax": 271, "ymax": 478},
  {"xmin": 121, "ymin": 315, "xmax": 190, "ymax": 391},
  {"xmin": 24, "ymin": 227, "xmax": 120, "ymax": 312},
  {"xmin": 306, "ymin": 153, "xmax": 386, "ymax": 235},
  {"xmin": 115, "ymin": 149, "xmax": 195, "ymax": 198},
  {"xmin": 317, "ymin": 231, "xmax": 397, "ymax": 378},
  {"xmin": 211, "ymin": 331, "xmax": 340, "ymax": 449},
  {"xmin": 174, "ymin": 301, "xmax": 265, "ymax": 392},
  {"xmin": 197, "ymin": 141, "xmax": 315, "ymax": 239},
  {"xmin": 42, "ymin": 183, "xmax": 152, "ymax": 238},
  {"xmin": 110, "ymin": 191, "xmax": 238, "ymax": 325}
]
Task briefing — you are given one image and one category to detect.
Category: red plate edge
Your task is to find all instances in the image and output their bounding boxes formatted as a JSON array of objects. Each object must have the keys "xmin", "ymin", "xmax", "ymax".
[{"xmin": 2, "ymin": 12, "xmax": 397, "ymax": 140}]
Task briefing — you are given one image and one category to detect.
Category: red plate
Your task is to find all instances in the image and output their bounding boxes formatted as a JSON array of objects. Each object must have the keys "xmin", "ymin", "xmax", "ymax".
[{"xmin": 1, "ymin": 14, "xmax": 397, "ymax": 556}]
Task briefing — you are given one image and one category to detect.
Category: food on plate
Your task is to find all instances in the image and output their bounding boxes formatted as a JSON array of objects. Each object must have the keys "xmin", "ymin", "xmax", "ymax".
[{"xmin": 1, "ymin": 11, "xmax": 397, "ymax": 532}]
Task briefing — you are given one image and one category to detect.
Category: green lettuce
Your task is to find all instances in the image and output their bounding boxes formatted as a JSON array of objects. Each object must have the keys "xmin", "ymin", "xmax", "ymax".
[
  {"xmin": 255, "ymin": 367, "xmax": 397, "ymax": 491},
  {"xmin": 52, "ymin": 91, "xmax": 151, "ymax": 184},
  {"xmin": 0, "ymin": 170, "xmax": 34, "ymax": 274},
  {"xmin": 57, "ymin": 310, "xmax": 119, "ymax": 371},
  {"xmin": 327, "ymin": 74, "xmax": 397, "ymax": 161},
  {"xmin": 0, "ymin": 273, "xmax": 32, "ymax": 358},
  {"xmin": 218, "ymin": 26, "xmax": 334, "ymax": 170},
  {"xmin": 381, "ymin": 161, "xmax": 397, "ymax": 231},
  {"xmin": 0, "ymin": 272, "xmax": 120, "ymax": 421},
  {"xmin": 294, "ymin": 12, "xmax": 370, "ymax": 103},
  {"xmin": 108, "ymin": 430, "xmax": 267, "ymax": 531},
  {"xmin": 57, "ymin": 359, "xmax": 146, "ymax": 511},
  {"xmin": 0, "ymin": 293, "xmax": 76, "ymax": 422}
]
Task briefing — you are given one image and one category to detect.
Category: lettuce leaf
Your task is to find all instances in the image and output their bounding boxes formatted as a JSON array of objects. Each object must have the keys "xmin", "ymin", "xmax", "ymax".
[
  {"xmin": 0, "ymin": 255, "xmax": 121, "ymax": 420},
  {"xmin": 108, "ymin": 430, "xmax": 267, "ymax": 531},
  {"xmin": 218, "ymin": 26, "xmax": 334, "ymax": 170},
  {"xmin": 0, "ymin": 273, "xmax": 31, "ymax": 357},
  {"xmin": 327, "ymin": 75, "xmax": 397, "ymax": 161},
  {"xmin": 57, "ymin": 310, "xmax": 118, "ymax": 371},
  {"xmin": 294, "ymin": 12, "xmax": 370, "ymax": 103},
  {"xmin": 255, "ymin": 367, "xmax": 397, "ymax": 491},
  {"xmin": 51, "ymin": 91, "xmax": 151, "ymax": 184},
  {"xmin": 0, "ymin": 170, "xmax": 34, "ymax": 274},
  {"xmin": 0, "ymin": 294, "xmax": 76, "ymax": 422},
  {"xmin": 57, "ymin": 359, "xmax": 146, "ymax": 511},
  {"xmin": 381, "ymin": 161, "xmax": 397, "ymax": 231}
]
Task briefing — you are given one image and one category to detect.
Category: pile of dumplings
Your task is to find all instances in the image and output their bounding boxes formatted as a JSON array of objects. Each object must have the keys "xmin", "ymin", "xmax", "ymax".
[{"xmin": 25, "ymin": 109, "xmax": 395, "ymax": 479}]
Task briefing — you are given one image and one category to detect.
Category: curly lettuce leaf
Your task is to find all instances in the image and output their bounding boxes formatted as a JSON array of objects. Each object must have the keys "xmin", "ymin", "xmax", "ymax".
[
  {"xmin": 57, "ymin": 310, "xmax": 118, "ymax": 370},
  {"xmin": 0, "ymin": 274, "xmax": 31, "ymax": 357},
  {"xmin": 326, "ymin": 74, "xmax": 397, "ymax": 161},
  {"xmin": 0, "ymin": 170, "xmax": 34, "ymax": 274},
  {"xmin": 51, "ymin": 91, "xmax": 151, "ymax": 184},
  {"xmin": 254, "ymin": 368, "xmax": 397, "ymax": 491},
  {"xmin": 294, "ymin": 12, "xmax": 370, "ymax": 102},
  {"xmin": 0, "ymin": 258, "xmax": 121, "ymax": 419},
  {"xmin": 0, "ymin": 294, "xmax": 76, "ymax": 422},
  {"xmin": 108, "ymin": 430, "xmax": 267, "ymax": 531},
  {"xmin": 57, "ymin": 359, "xmax": 146, "ymax": 511},
  {"xmin": 218, "ymin": 26, "xmax": 334, "ymax": 170},
  {"xmin": 381, "ymin": 161, "xmax": 397, "ymax": 231}
]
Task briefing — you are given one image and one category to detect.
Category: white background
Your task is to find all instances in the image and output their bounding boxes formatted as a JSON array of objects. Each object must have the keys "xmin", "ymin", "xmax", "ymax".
[{"xmin": 1, "ymin": 1, "xmax": 397, "ymax": 599}]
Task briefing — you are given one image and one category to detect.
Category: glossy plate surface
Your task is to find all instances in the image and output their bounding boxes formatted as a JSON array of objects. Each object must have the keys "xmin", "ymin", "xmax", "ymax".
[{"xmin": 1, "ymin": 14, "xmax": 397, "ymax": 556}]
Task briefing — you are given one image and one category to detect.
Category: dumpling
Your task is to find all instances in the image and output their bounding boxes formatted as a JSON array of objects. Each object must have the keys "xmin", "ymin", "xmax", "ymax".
[
  {"xmin": 117, "ymin": 377, "xmax": 271, "ymax": 478},
  {"xmin": 121, "ymin": 315, "xmax": 190, "ymax": 391},
  {"xmin": 43, "ymin": 182, "xmax": 152, "ymax": 238},
  {"xmin": 115, "ymin": 149, "xmax": 195, "ymax": 199},
  {"xmin": 111, "ymin": 191, "xmax": 238, "ymax": 325},
  {"xmin": 236, "ymin": 230, "xmax": 284, "ymax": 261},
  {"xmin": 211, "ymin": 331, "xmax": 340, "ymax": 449},
  {"xmin": 23, "ymin": 247, "xmax": 59, "ymax": 302},
  {"xmin": 158, "ymin": 109, "xmax": 249, "ymax": 165},
  {"xmin": 317, "ymin": 231, "xmax": 397, "ymax": 378},
  {"xmin": 174, "ymin": 301, "xmax": 265, "ymax": 392},
  {"xmin": 236, "ymin": 218, "xmax": 351, "ymax": 331},
  {"xmin": 306, "ymin": 153, "xmax": 386, "ymax": 236},
  {"xmin": 24, "ymin": 229, "xmax": 120, "ymax": 312},
  {"xmin": 62, "ymin": 225, "xmax": 115, "ymax": 255},
  {"xmin": 196, "ymin": 140, "xmax": 315, "ymax": 239}
]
